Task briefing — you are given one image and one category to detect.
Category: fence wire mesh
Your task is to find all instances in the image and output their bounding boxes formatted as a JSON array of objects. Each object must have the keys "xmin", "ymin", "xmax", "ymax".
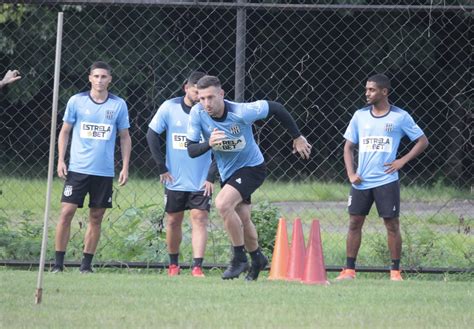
[{"xmin": 0, "ymin": 1, "xmax": 472, "ymax": 271}]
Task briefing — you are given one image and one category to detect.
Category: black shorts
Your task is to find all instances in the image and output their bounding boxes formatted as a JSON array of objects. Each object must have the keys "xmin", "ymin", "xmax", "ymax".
[
  {"xmin": 164, "ymin": 189, "xmax": 211, "ymax": 213},
  {"xmin": 221, "ymin": 163, "xmax": 266, "ymax": 204},
  {"xmin": 348, "ymin": 180, "xmax": 400, "ymax": 218},
  {"xmin": 61, "ymin": 171, "xmax": 113, "ymax": 208}
]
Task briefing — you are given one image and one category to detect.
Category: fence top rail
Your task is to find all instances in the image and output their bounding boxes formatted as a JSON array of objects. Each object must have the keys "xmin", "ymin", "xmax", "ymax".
[{"xmin": 9, "ymin": 1, "xmax": 474, "ymax": 12}]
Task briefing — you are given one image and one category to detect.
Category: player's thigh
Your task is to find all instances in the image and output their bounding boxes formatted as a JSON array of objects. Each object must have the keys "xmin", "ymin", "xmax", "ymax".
[
  {"xmin": 187, "ymin": 191, "xmax": 211, "ymax": 213},
  {"xmin": 348, "ymin": 186, "xmax": 374, "ymax": 216},
  {"xmin": 373, "ymin": 180, "xmax": 400, "ymax": 219},
  {"xmin": 61, "ymin": 171, "xmax": 89, "ymax": 208},
  {"xmin": 221, "ymin": 163, "xmax": 266, "ymax": 204},
  {"xmin": 88, "ymin": 175, "xmax": 113, "ymax": 208},
  {"xmin": 215, "ymin": 184, "xmax": 243, "ymax": 211},
  {"xmin": 165, "ymin": 189, "xmax": 188, "ymax": 213}
]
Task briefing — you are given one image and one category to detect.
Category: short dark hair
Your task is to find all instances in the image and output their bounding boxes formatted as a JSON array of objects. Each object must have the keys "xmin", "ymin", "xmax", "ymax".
[
  {"xmin": 197, "ymin": 75, "xmax": 221, "ymax": 89},
  {"xmin": 90, "ymin": 61, "xmax": 112, "ymax": 75},
  {"xmin": 187, "ymin": 71, "xmax": 206, "ymax": 85},
  {"xmin": 367, "ymin": 73, "xmax": 391, "ymax": 91}
]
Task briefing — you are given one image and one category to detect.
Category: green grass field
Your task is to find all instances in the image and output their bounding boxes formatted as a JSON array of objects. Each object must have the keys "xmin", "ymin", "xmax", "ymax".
[{"xmin": 1, "ymin": 268, "xmax": 472, "ymax": 328}]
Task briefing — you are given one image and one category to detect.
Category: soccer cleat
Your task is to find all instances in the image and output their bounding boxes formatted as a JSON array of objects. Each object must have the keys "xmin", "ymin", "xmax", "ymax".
[
  {"xmin": 168, "ymin": 264, "xmax": 180, "ymax": 277},
  {"xmin": 191, "ymin": 266, "xmax": 205, "ymax": 278},
  {"xmin": 222, "ymin": 259, "xmax": 249, "ymax": 280},
  {"xmin": 390, "ymin": 270, "xmax": 403, "ymax": 281},
  {"xmin": 79, "ymin": 266, "xmax": 94, "ymax": 274},
  {"xmin": 335, "ymin": 268, "xmax": 356, "ymax": 281},
  {"xmin": 245, "ymin": 253, "xmax": 269, "ymax": 281},
  {"xmin": 50, "ymin": 265, "xmax": 63, "ymax": 273}
]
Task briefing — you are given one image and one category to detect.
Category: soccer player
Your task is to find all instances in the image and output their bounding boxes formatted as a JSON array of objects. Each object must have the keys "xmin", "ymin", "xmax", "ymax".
[
  {"xmin": 187, "ymin": 75, "xmax": 312, "ymax": 281},
  {"xmin": 337, "ymin": 73, "xmax": 428, "ymax": 281},
  {"xmin": 147, "ymin": 71, "xmax": 217, "ymax": 277},
  {"xmin": 51, "ymin": 61, "xmax": 132, "ymax": 273},
  {"xmin": 0, "ymin": 69, "xmax": 21, "ymax": 89}
]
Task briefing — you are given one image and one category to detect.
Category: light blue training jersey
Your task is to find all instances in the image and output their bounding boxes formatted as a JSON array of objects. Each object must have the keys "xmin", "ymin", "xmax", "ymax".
[
  {"xmin": 149, "ymin": 97, "xmax": 212, "ymax": 192},
  {"xmin": 63, "ymin": 92, "xmax": 130, "ymax": 177},
  {"xmin": 343, "ymin": 105, "xmax": 425, "ymax": 190},
  {"xmin": 187, "ymin": 100, "xmax": 269, "ymax": 182}
]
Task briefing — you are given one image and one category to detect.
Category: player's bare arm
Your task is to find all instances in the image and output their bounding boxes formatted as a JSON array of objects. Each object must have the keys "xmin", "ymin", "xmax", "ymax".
[
  {"xmin": 118, "ymin": 128, "xmax": 132, "ymax": 186},
  {"xmin": 344, "ymin": 139, "xmax": 362, "ymax": 184},
  {"xmin": 57, "ymin": 123, "xmax": 73, "ymax": 179},
  {"xmin": 384, "ymin": 135, "xmax": 429, "ymax": 174}
]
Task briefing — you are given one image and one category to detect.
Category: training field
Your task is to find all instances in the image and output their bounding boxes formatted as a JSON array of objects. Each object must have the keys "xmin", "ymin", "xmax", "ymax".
[{"xmin": 1, "ymin": 268, "xmax": 472, "ymax": 328}]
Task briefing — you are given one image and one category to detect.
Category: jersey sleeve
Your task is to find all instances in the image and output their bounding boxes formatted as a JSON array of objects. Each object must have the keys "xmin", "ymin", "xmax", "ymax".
[
  {"xmin": 401, "ymin": 112, "xmax": 424, "ymax": 141},
  {"xmin": 63, "ymin": 95, "xmax": 77, "ymax": 124},
  {"xmin": 148, "ymin": 102, "xmax": 168, "ymax": 134},
  {"xmin": 241, "ymin": 100, "xmax": 269, "ymax": 124},
  {"xmin": 116, "ymin": 99, "xmax": 131, "ymax": 130},
  {"xmin": 187, "ymin": 106, "xmax": 203, "ymax": 142},
  {"xmin": 343, "ymin": 111, "xmax": 359, "ymax": 144}
]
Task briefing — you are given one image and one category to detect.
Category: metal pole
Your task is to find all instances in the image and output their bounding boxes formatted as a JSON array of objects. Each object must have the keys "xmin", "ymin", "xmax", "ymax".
[
  {"xmin": 234, "ymin": 0, "xmax": 246, "ymax": 101},
  {"xmin": 35, "ymin": 11, "xmax": 64, "ymax": 305}
]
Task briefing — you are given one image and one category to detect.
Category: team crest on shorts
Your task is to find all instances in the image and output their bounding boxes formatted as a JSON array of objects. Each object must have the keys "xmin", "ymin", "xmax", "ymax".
[
  {"xmin": 385, "ymin": 122, "xmax": 394, "ymax": 132},
  {"xmin": 105, "ymin": 110, "xmax": 115, "ymax": 120},
  {"xmin": 230, "ymin": 125, "xmax": 240, "ymax": 135},
  {"xmin": 63, "ymin": 185, "xmax": 73, "ymax": 197}
]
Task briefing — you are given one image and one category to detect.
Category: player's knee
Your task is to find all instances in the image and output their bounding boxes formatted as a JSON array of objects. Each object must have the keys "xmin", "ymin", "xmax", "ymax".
[
  {"xmin": 384, "ymin": 220, "xmax": 399, "ymax": 234},
  {"xmin": 167, "ymin": 218, "xmax": 182, "ymax": 229},
  {"xmin": 348, "ymin": 217, "xmax": 364, "ymax": 231},
  {"xmin": 215, "ymin": 200, "xmax": 233, "ymax": 218}
]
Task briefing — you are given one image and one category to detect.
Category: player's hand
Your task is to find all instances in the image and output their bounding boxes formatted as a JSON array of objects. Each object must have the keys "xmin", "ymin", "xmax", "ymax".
[
  {"xmin": 118, "ymin": 168, "xmax": 129, "ymax": 186},
  {"xmin": 384, "ymin": 159, "xmax": 406, "ymax": 174},
  {"xmin": 348, "ymin": 173, "xmax": 362, "ymax": 185},
  {"xmin": 160, "ymin": 172, "xmax": 173, "ymax": 184},
  {"xmin": 209, "ymin": 128, "xmax": 226, "ymax": 149},
  {"xmin": 202, "ymin": 180, "xmax": 214, "ymax": 197},
  {"xmin": 57, "ymin": 161, "xmax": 68, "ymax": 180},
  {"xmin": 292, "ymin": 136, "xmax": 312, "ymax": 160},
  {"xmin": 1, "ymin": 69, "xmax": 21, "ymax": 87}
]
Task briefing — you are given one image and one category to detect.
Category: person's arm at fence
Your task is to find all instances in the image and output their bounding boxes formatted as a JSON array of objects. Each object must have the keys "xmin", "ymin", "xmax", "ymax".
[
  {"xmin": 57, "ymin": 123, "xmax": 72, "ymax": 179},
  {"xmin": 118, "ymin": 128, "xmax": 131, "ymax": 186},
  {"xmin": 266, "ymin": 101, "xmax": 312, "ymax": 160},
  {"xmin": 0, "ymin": 70, "xmax": 21, "ymax": 89}
]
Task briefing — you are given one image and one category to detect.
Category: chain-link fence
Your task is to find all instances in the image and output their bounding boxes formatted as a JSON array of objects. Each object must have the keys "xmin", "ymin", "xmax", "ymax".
[{"xmin": 1, "ymin": 1, "xmax": 472, "ymax": 271}]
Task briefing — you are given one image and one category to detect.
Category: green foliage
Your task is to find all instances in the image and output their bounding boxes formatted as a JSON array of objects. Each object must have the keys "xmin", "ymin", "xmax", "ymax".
[
  {"xmin": 251, "ymin": 201, "xmax": 280, "ymax": 256},
  {"xmin": 0, "ymin": 209, "xmax": 43, "ymax": 260},
  {"xmin": 95, "ymin": 203, "xmax": 168, "ymax": 262}
]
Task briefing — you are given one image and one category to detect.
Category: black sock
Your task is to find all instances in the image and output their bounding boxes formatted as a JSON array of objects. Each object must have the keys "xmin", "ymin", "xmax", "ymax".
[
  {"xmin": 192, "ymin": 258, "xmax": 203, "ymax": 268},
  {"xmin": 346, "ymin": 257, "xmax": 356, "ymax": 270},
  {"xmin": 81, "ymin": 253, "xmax": 94, "ymax": 269},
  {"xmin": 248, "ymin": 247, "xmax": 262, "ymax": 263},
  {"xmin": 169, "ymin": 253, "xmax": 179, "ymax": 266},
  {"xmin": 55, "ymin": 251, "xmax": 65, "ymax": 268},
  {"xmin": 233, "ymin": 245, "xmax": 247, "ymax": 262},
  {"xmin": 391, "ymin": 259, "xmax": 400, "ymax": 270}
]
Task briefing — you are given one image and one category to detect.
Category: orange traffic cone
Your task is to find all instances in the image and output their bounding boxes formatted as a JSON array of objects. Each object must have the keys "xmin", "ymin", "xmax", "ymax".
[
  {"xmin": 286, "ymin": 218, "xmax": 306, "ymax": 281},
  {"xmin": 268, "ymin": 218, "xmax": 289, "ymax": 280},
  {"xmin": 301, "ymin": 219, "xmax": 329, "ymax": 285}
]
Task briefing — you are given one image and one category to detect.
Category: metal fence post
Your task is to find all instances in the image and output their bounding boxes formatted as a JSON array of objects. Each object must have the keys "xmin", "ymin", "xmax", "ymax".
[{"xmin": 235, "ymin": 0, "xmax": 246, "ymax": 101}]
